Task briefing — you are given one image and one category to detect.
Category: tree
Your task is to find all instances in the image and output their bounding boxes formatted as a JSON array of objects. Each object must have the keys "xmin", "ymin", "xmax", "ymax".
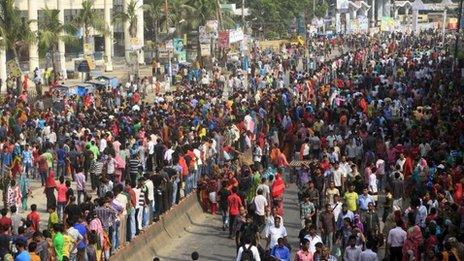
[
  {"xmin": 37, "ymin": 7, "xmax": 75, "ymax": 73},
  {"xmin": 73, "ymin": 0, "xmax": 107, "ymax": 55},
  {"xmin": 0, "ymin": 0, "xmax": 35, "ymax": 64},
  {"xmin": 143, "ymin": 0, "xmax": 165, "ymax": 46},
  {"xmin": 113, "ymin": 0, "xmax": 140, "ymax": 39}
]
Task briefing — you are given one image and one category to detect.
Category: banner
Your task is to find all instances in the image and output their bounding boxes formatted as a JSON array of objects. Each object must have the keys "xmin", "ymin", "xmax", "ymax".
[
  {"xmin": 199, "ymin": 26, "xmax": 210, "ymax": 44},
  {"xmin": 348, "ymin": 16, "xmax": 368, "ymax": 33},
  {"xmin": 218, "ymin": 31, "xmax": 229, "ymax": 48},
  {"xmin": 200, "ymin": 44, "xmax": 211, "ymax": 56},
  {"xmin": 173, "ymin": 38, "xmax": 184, "ymax": 54},
  {"xmin": 380, "ymin": 17, "xmax": 400, "ymax": 32},
  {"xmin": 337, "ymin": 0, "xmax": 349, "ymax": 12},
  {"xmin": 206, "ymin": 20, "xmax": 219, "ymax": 39},
  {"xmin": 229, "ymin": 28, "xmax": 244, "ymax": 43}
]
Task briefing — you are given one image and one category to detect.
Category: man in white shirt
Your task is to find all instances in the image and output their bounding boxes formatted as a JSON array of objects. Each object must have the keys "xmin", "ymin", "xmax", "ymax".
[
  {"xmin": 236, "ymin": 238, "xmax": 261, "ymax": 261},
  {"xmin": 358, "ymin": 241, "xmax": 378, "ymax": 261},
  {"xmin": 142, "ymin": 176, "xmax": 154, "ymax": 227},
  {"xmin": 257, "ymin": 178, "xmax": 270, "ymax": 203},
  {"xmin": 344, "ymin": 235, "xmax": 362, "ymax": 261},
  {"xmin": 253, "ymin": 189, "xmax": 268, "ymax": 231},
  {"xmin": 265, "ymin": 216, "xmax": 287, "ymax": 250},
  {"xmin": 387, "ymin": 220, "xmax": 407, "ymax": 261}
]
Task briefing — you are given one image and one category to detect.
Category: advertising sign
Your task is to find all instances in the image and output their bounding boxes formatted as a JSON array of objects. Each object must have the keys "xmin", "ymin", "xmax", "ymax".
[
  {"xmin": 229, "ymin": 28, "xmax": 244, "ymax": 43},
  {"xmin": 337, "ymin": 0, "xmax": 349, "ymax": 12},
  {"xmin": 218, "ymin": 31, "xmax": 230, "ymax": 48},
  {"xmin": 200, "ymin": 44, "xmax": 211, "ymax": 56},
  {"xmin": 206, "ymin": 20, "xmax": 219, "ymax": 39},
  {"xmin": 199, "ymin": 26, "xmax": 210, "ymax": 43},
  {"xmin": 380, "ymin": 17, "xmax": 400, "ymax": 32}
]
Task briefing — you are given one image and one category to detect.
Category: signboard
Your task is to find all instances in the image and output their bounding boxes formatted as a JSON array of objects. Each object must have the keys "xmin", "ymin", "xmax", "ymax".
[
  {"xmin": 84, "ymin": 54, "xmax": 96, "ymax": 70},
  {"xmin": 199, "ymin": 26, "xmax": 210, "ymax": 43},
  {"xmin": 218, "ymin": 31, "xmax": 230, "ymax": 48},
  {"xmin": 77, "ymin": 60, "xmax": 90, "ymax": 73},
  {"xmin": 200, "ymin": 44, "xmax": 211, "ymax": 56},
  {"xmin": 6, "ymin": 60, "xmax": 22, "ymax": 77},
  {"xmin": 131, "ymin": 37, "xmax": 143, "ymax": 50},
  {"xmin": 83, "ymin": 43, "xmax": 92, "ymax": 55},
  {"xmin": 380, "ymin": 17, "xmax": 400, "ymax": 32},
  {"xmin": 166, "ymin": 40, "xmax": 174, "ymax": 50},
  {"xmin": 229, "ymin": 28, "xmax": 244, "ymax": 43},
  {"xmin": 206, "ymin": 20, "xmax": 219, "ymax": 39},
  {"xmin": 173, "ymin": 38, "xmax": 184, "ymax": 54},
  {"xmin": 178, "ymin": 50, "xmax": 187, "ymax": 62},
  {"xmin": 348, "ymin": 16, "xmax": 369, "ymax": 33}
]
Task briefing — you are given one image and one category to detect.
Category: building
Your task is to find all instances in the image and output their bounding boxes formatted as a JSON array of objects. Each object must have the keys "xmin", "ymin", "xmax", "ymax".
[{"xmin": 1, "ymin": 0, "xmax": 144, "ymax": 82}]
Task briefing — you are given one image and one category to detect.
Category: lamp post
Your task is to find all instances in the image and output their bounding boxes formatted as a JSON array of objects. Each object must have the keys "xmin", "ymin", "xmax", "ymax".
[{"xmin": 454, "ymin": 0, "xmax": 463, "ymax": 67}]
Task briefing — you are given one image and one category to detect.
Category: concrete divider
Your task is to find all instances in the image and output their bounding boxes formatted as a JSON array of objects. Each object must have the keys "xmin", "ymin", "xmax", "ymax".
[{"xmin": 110, "ymin": 192, "xmax": 204, "ymax": 260}]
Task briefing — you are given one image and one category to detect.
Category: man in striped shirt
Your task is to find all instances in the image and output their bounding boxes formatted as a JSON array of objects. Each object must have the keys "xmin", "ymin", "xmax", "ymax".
[{"xmin": 129, "ymin": 154, "xmax": 142, "ymax": 187}]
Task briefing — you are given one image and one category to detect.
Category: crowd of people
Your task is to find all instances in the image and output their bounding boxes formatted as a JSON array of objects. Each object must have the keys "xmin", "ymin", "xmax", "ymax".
[{"xmin": 0, "ymin": 29, "xmax": 462, "ymax": 261}]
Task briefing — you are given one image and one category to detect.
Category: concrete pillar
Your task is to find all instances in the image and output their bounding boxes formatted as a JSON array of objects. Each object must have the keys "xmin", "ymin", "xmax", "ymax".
[
  {"xmin": 405, "ymin": 7, "xmax": 410, "ymax": 28},
  {"xmin": 370, "ymin": 0, "xmax": 376, "ymax": 27},
  {"xmin": 28, "ymin": 0, "xmax": 39, "ymax": 72},
  {"xmin": 412, "ymin": 9, "xmax": 418, "ymax": 33},
  {"xmin": 104, "ymin": 0, "xmax": 114, "ymax": 71},
  {"xmin": 335, "ymin": 12, "xmax": 341, "ymax": 33},
  {"xmin": 345, "ymin": 12, "xmax": 351, "ymax": 33},
  {"xmin": 442, "ymin": 9, "xmax": 447, "ymax": 37},
  {"xmin": 384, "ymin": 0, "xmax": 391, "ymax": 17},
  {"xmin": 0, "ymin": 48, "xmax": 6, "ymax": 92},
  {"xmin": 351, "ymin": 9, "xmax": 357, "ymax": 20},
  {"xmin": 377, "ymin": 0, "xmax": 383, "ymax": 21},
  {"xmin": 57, "ymin": 0, "xmax": 67, "ymax": 79},
  {"xmin": 124, "ymin": 0, "xmax": 131, "ymax": 62},
  {"xmin": 394, "ymin": 7, "xmax": 398, "ymax": 19},
  {"xmin": 136, "ymin": 0, "xmax": 144, "ymax": 64}
]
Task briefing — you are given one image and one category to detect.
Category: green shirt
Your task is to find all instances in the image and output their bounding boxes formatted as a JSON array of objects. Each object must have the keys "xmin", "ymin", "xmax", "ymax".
[
  {"xmin": 42, "ymin": 152, "xmax": 54, "ymax": 169},
  {"xmin": 53, "ymin": 232, "xmax": 64, "ymax": 261}
]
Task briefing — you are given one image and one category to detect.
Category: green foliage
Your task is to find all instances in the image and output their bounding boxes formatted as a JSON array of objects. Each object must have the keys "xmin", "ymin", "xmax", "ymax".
[
  {"xmin": 73, "ymin": 0, "xmax": 107, "ymax": 38},
  {"xmin": 113, "ymin": 0, "xmax": 140, "ymax": 38},
  {"xmin": 0, "ymin": 0, "xmax": 35, "ymax": 60}
]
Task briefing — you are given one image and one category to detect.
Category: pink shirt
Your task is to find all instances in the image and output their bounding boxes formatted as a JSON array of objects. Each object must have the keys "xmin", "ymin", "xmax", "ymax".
[
  {"xmin": 295, "ymin": 250, "xmax": 313, "ymax": 261},
  {"xmin": 75, "ymin": 172, "xmax": 86, "ymax": 191},
  {"xmin": 56, "ymin": 184, "xmax": 68, "ymax": 203}
]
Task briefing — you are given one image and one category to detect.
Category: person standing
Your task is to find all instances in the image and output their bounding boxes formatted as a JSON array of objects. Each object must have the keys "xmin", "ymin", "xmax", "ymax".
[
  {"xmin": 253, "ymin": 188, "xmax": 268, "ymax": 234},
  {"xmin": 319, "ymin": 203, "xmax": 336, "ymax": 250},
  {"xmin": 344, "ymin": 235, "xmax": 362, "ymax": 261},
  {"xmin": 56, "ymin": 176, "xmax": 68, "ymax": 221},
  {"xmin": 218, "ymin": 180, "xmax": 231, "ymax": 231},
  {"xmin": 75, "ymin": 167, "xmax": 86, "ymax": 204},
  {"xmin": 265, "ymin": 216, "xmax": 288, "ymax": 250},
  {"xmin": 18, "ymin": 170, "xmax": 31, "ymax": 211},
  {"xmin": 358, "ymin": 240, "xmax": 378, "ymax": 261},
  {"xmin": 387, "ymin": 220, "xmax": 407, "ymax": 261},
  {"xmin": 227, "ymin": 187, "xmax": 242, "ymax": 239},
  {"xmin": 295, "ymin": 238, "xmax": 313, "ymax": 261}
]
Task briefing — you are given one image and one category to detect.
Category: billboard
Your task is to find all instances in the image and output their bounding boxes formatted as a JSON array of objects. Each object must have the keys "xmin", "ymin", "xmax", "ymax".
[
  {"xmin": 229, "ymin": 28, "xmax": 244, "ymax": 43},
  {"xmin": 218, "ymin": 31, "xmax": 230, "ymax": 48}
]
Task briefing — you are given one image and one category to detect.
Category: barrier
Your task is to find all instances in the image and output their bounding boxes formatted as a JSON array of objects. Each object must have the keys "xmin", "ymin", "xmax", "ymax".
[{"xmin": 109, "ymin": 192, "xmax": 204, "ymax": 260}]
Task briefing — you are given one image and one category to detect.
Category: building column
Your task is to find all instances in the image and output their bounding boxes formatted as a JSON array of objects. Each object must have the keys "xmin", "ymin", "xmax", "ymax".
[
  {"xmin": 351, "ymin": 9, "xmax": 357, "ymax": 20},
  {"xmin": 136, "ymin": 0, "xmax": 144, "ymax": 64},
  {"xmin": 370, "ymin": 0, "xmax": 376, "ymax": 27},
  {"xmin": 335, "ymin": 12, "xmax": 341, "ymax": 33},
  {"xmin": 377, "ymin": 0, "xmax": 383, "ymax": 21},
  {"xmin": 412, "ymin": 9, "xmax": 418, "ymax": 33},
  {"xmin": 442, "ymin": 9, "xmax": 447, "ymax": 38},
  {"xmin": 394, "ymin": 7, "xmax": 398, "ymax": 19},
  {"xmin": 57, "ymin": 0, "xmax": 67, "ymax": 79},
  {"xmin": 104, "ymin": 0, "xmax": 113, "ymax": 71},
  {"xmin": 0, "ymin": 48, "xmax": 6, "ymax": 92},
  {"xmin": 28, "ymin": 0, "xmax": 39, "ymax": 73},
  {"xmin": 345, "ymin": 12, "xmax": 351, "ymax": 33},
  {"xmin": 384, "ymin": 0, "xmax": 391, "ymax": 17},
  {"xmin": 124, "ymin": 0, "xmax": 131, "ymax": 62}
]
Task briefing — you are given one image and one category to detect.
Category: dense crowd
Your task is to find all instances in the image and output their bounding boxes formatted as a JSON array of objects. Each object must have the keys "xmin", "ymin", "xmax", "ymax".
[{"xmin": 0, "ymin": 30, "xmax": 462, "ymax": 261}]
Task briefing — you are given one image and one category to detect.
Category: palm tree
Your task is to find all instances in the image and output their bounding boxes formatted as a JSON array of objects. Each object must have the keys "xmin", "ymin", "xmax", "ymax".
[
  {"xmin": 73, "ymin": 0, "xmax": 107, "ymax": 55},
  {"xmin": 167, "ymin": 0, "xmax": 196, "ymax": 34},
  {"xmin": 38, "ymin": 7, "xmax": 76, "ymax": 74},
  {"xmin": 0, "ymin": 0, "xmax": 35, "ymax": 64},
  {"xmin": 143, "ymin": 0, "xmax": 165, "ymax": 59},
  {"xmin": 113, "ymin": 0, "xmax": 140, "ymax": 39}
]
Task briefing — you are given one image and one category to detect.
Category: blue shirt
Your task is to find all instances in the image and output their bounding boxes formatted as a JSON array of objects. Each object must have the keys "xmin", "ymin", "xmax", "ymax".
[
  {"xmin": 74, "ymin": 223, "xmax": 87, "ymax": 250},
  {"xmin": 15, "ymin": 250, "xmax": 30, "ymax": 261},
  {"xmin": 358, "ymin": 195, "xmax": 374, "ymax": 211},
  {"xmin": 271, "ymin": 245, "xmax": 290, "ymax": 261}
]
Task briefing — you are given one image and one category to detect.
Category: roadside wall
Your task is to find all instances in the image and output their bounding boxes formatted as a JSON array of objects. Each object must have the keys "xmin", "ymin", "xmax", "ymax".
[{"xmin": 109, "ymin": 193, "xmax": 204, "ymax": 260}]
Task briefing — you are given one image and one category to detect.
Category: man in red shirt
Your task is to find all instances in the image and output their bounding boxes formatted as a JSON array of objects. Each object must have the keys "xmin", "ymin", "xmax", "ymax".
[
  {"xmin": 0, "ymin": 208, "xmax": 12, "ymax": 233},
  {"xmin": 227, "ymin": 187, "xmax": 242, "ymax": 239},
  {"xmin": 26, "ymin": 204, "xmax": 40, "ymax": 232}
]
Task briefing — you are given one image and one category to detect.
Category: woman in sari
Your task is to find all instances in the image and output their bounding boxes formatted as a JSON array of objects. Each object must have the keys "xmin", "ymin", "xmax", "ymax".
[{"xmin": 402, "ymin": 214, "xmax": 423, "ymax": 261}]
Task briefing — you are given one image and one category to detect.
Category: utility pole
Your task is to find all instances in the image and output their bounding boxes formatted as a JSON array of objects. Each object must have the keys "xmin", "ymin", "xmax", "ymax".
[
  {"xmin": 242, "ymin": 0, "xmax": 246, "ymax": 33},
  {"xmin": 165, "ymin": 0, "xmax": 169, "ymax": 32},
  {"xmin": 454, "ymin": 0, "xmax": 463, "ymax": 67}
]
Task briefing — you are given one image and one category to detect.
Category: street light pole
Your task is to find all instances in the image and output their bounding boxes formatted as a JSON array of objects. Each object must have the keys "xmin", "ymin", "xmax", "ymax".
[{"xmin": 242, "ymin": 0, "xmax": 246, "ymax": 34}]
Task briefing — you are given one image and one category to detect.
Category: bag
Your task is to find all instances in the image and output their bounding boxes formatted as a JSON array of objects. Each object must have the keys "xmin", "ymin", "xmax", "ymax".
[
  {"xmin": 248, "ymin": 198, "xmax": 256, "ymax": 213},
  {"xmin": 241, "ymin": 244, "xmax": 255, "ymax": 261}
]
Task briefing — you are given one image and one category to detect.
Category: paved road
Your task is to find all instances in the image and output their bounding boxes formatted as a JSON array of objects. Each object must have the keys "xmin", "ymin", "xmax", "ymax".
[{"xmin": 155, "ymin": 184, "xmax": 302, "ymax": 261}]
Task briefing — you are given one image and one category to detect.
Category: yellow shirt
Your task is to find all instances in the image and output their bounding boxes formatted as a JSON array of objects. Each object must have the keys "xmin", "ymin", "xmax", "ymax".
[
  {"xmin": 344, "ymin": 191, "xmax": 359, "ymax": 212},
  {"xmin": 62, "ymin": 235, "xmax": 74, "ymax": 258}
]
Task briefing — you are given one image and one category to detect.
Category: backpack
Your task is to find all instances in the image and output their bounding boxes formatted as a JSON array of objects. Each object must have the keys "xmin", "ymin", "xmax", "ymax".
[{"xmin": 241, "ymin": 244, "xmax": 255, "ymax": 261}]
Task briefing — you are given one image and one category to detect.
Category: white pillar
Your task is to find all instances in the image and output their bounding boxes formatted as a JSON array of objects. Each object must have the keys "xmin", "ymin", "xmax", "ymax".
[
  {"xmin": 394, "ymin": 7, "xmax": 398, "ymax": 19},
  {"xmin": 412, "ymin": 9, "xmax": 418, "ymax": 33},
  {"xmin": 136, "ymin": 0, "xmax": 144, "ymax": 64},
  {"xmin": 28, "ymin": 0, "xmax": 39, "ymax": 73},
  {"xmin": 371, "ymin": 0, "xmax": 376, "ymax": 27},
  {"xmin": 57, "ymin": 0, "xmax": 67, "ymax": 79},
  {"xmin": 377, "ymin": 0, "xmax": 383, "ymax": 21},
  {"xmin": 124, "ymin": 0, "xmax": 131, "ymax": 62},
  {"xmin": 442, "ymin": 9, "xmax": 447, "ymax": 37},
  {"xmin": 345, "ymin": 12, "xmax": 351, "ymax": 33},
  {"xmin": 0, "ymin": 48, "xmax": 6, "ymax": 92},
  {"xmin": 335, "ymin": 12, "xmax": 341, "ymax": 33},
  {"xmin": 104, "ymin": 0, "xmax": 113, "ymax": 71},
  {"xmin": 384, "ymin": 0, "xmax": 390, "ymax": 17}
]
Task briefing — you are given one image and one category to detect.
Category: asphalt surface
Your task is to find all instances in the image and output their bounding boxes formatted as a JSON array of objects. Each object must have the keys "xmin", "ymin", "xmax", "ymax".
[{"xmin": 154, "ymin": 184, "xmax": 302, "ymax": 261}]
